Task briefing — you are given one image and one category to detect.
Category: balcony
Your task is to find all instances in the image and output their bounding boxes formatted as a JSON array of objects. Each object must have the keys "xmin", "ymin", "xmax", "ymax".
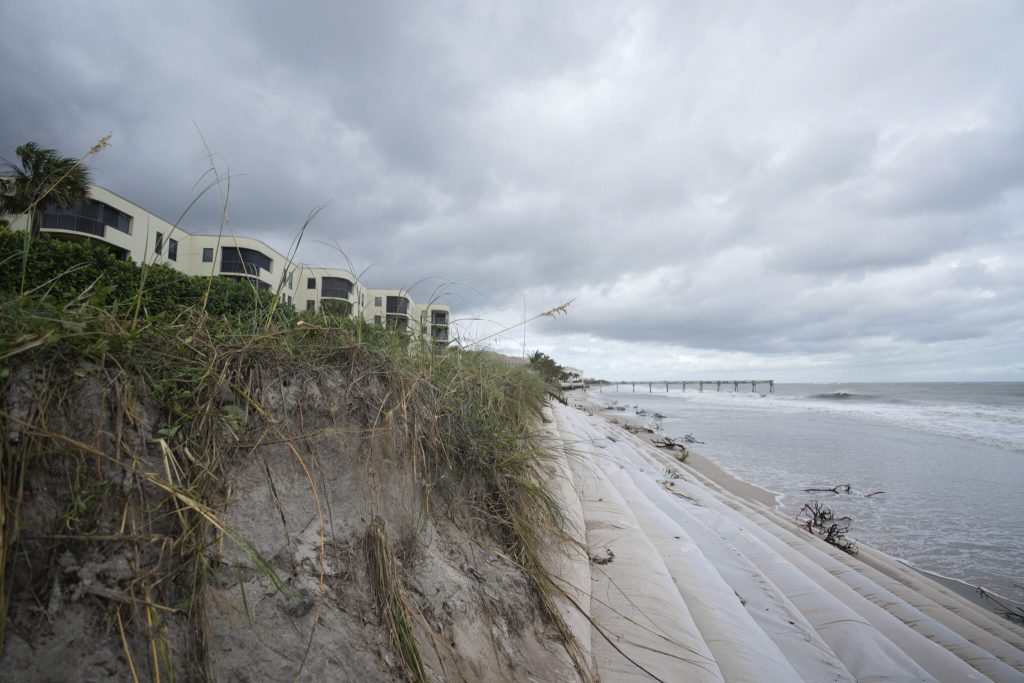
[
  {"xmin": 221, "ymin": 247, "xmax": 272, "ymax": 278},
  {"xmin": 321, "ymin": 276, "xmax": 353, "ymax": 300},
  {"xmin": 41, "ymin": 199, "xmax": 132, "ymax": 238},
  {"xmin": 220, "ymin": 260, "xmax": 260, "ymax": 276}
]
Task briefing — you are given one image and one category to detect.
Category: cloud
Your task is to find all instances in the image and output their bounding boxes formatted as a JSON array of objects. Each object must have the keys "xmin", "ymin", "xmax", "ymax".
[{"xmin": 2, "ymin": 0, "xmax": 1022, "ymax": 379}]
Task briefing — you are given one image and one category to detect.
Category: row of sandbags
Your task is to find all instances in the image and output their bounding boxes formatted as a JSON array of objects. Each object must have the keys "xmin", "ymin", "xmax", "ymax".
[{"xmin": 540, "ymin": 403, "xmax": 1024, "ymax": 682}]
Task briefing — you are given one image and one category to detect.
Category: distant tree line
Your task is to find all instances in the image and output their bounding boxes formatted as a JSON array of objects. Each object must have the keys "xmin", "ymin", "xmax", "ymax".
[{"xmin": 528, "ymin": 351, "xmax": 568, "ymax": 385}]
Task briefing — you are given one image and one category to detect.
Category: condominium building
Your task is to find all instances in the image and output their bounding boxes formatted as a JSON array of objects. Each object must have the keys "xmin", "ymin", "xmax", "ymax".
[{"xmin": 2, "ymin": 184, "xmax": 451, "ymax": 345}]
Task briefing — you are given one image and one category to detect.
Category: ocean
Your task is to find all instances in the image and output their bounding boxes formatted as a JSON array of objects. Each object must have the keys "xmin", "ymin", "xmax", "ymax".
[{"xmin": 587, "ymin": 382, "xmax": 1024, "ymax": 603}]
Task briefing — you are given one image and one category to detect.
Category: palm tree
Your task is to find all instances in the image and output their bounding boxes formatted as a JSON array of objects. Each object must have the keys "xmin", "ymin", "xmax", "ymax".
[{"xmin": 1, "ymin": 142, "xmax": 93, "ymax": 236}]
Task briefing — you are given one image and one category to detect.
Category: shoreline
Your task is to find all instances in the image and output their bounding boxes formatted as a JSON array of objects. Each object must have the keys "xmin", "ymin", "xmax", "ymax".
[
  {"xmin": 570, "ymin": 392, "xmax": 778, "ymax": 506},
  {"xmin": 570, "ymin": 389, "xmax": 1024, "ymax": 625}
]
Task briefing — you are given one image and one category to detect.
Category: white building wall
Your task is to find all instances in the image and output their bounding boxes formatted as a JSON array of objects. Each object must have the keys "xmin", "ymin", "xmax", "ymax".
[{"xmin": 3, "ymin": 183, "xmax": 449, "ymax": 331}]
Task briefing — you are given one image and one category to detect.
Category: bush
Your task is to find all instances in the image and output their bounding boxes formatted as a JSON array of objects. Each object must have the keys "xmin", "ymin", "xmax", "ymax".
[{"xmin": 0, "ymin": 232, "xmax": 286, "ymax": 319}]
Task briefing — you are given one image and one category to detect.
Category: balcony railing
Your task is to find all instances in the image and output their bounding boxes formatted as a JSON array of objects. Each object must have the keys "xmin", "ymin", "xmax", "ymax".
[
  {"xmin": 221, "ymin": 260, "xmax": 261, "ymax": 276},
  {"xmin": 41, "ymin": 212, "xmax": 105, "ymax": 237}
]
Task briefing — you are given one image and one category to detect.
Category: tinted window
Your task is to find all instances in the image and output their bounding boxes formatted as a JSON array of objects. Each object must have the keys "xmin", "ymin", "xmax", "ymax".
[
  {"xmin": 202, "ymin": 247, "xmax": 213, "ymax": 262},
  {"xmin": 168, "ymin": 238, "xmax": 178, "ymax": 261},
  {"xmin": 221, "ymin": 247, "xmax": 272, "ymax": 275},
  {"xmin": 321, "ymin": 277, "xmax": 353, "ymax": 299}
]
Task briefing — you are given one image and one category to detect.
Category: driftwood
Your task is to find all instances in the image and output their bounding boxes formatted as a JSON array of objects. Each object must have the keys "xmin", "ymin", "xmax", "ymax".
[
  {"xmin": 624, "ymin": 424, "xmax": 654, "ymax": 434},
  {"xmin": 980, "ymin": 585, "xmax": 1024, "ymax": 625},
  {"xmin": 804, "ymin": 483, "xmax": 851, "ymax": 494},
  {"xmin": 804, "ymin": 484, "xmax": 887, "ymax": 498},
  {"xmin": 652, "ymin": 436, "xmax": 689, "ymax": 452},
  {"xmin": 681, "ymin": 433, "xmax": 704, "ymax": 444},
  {"xmin": 797, "ymin": 501, "xmax": 857, "ymax": 555}
]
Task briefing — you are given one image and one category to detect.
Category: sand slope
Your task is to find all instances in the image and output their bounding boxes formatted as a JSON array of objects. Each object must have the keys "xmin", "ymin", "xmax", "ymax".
[{"xmin": 544, "ymin": 403, "xmax": 1024, "ymax": 683}]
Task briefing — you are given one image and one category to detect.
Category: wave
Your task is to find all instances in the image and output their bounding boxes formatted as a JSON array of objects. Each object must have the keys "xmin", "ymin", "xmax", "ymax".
[
  {"xmin": 806, "ymin": 391, "xmax": 911, "ymax": 405},
  {"xmin": 808, "ymin": 391, "xmax": 862, "ymax": 400}
]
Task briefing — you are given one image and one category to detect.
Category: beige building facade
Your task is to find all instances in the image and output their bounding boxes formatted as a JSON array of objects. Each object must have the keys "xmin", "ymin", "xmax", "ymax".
[{"xmin": 3, "ymin": 184, "xmax": 450, "ymax": 345}]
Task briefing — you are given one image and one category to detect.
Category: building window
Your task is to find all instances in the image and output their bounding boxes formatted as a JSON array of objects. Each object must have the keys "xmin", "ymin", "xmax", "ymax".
[
  {"xmin": 385, "ymin": 296, "xmax": 409, "ymax": 315},
  {"xmin": 374, "ymin": 296, "xmax": 382, "ymax": 307},
  {"xmin": 321, "ymin": 277, "xmax": 353, "ymax": 299},
  {"xmin": 103, "ymin": 204, "xmax": 132, "ymax": 234},
  {"xmin": 202, "ymin": 247, "xmax": 213, "ymax": 262},
  {"xmin": 288, "ymin": 271, "xmax": 293, "ymax": 289},
  {"xmin": 40, "ymin": 199, "xmax": 130, "ymax": 236},
  {"xmin": 155, "ymin": 232, "xmax": 163, "ymax": 255},
  {"xmin": 307, "ymin": 278, "xmax": 316, "ymax": 289},
  {"xmin": 168, "ymin": 238, "xmax": 178, "ymax": 261},
  {"xmin": 373, "ymin": 315, "xmax": 381, "ymax": 325},
  {"xmin": 306, "ymin": 300, "xmax": 315, "ymax": 311},
  {"xmin": 221, "ymin": 247, "xmax": 272, "ymax": 276}
]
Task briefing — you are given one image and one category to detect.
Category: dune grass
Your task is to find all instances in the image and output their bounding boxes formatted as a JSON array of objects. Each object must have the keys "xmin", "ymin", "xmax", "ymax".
[{"xmin": 0, "ymin": 267, "xmax": 584, "ymax": 679}]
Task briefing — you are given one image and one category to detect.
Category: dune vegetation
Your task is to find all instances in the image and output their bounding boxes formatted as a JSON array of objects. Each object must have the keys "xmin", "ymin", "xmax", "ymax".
[{"xmin": 0, "ymin": 231, "xmax": 583, "ymax": 680}]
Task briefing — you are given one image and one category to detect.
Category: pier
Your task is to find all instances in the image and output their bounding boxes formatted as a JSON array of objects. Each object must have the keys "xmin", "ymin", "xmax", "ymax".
[{"xmin": 600, "ymin": 379, "xmax": 775, "ymax": 393}]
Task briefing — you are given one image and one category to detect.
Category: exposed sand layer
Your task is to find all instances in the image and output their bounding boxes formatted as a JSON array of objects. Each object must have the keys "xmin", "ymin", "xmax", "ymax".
[{"xmin": 543, "ymin": 401, "xmax": 1024, "ymax": 682}]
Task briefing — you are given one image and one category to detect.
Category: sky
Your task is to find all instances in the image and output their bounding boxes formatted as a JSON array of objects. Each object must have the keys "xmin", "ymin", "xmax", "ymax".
[{"xmin": 2, "ymin": 1, "xmax": 1022, "ymax": 381}]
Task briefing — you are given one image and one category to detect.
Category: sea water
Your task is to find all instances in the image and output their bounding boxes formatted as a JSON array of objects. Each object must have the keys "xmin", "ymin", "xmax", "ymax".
[{"xmin": 587, "ymin": 382, "xmax": 1024, "ymax": 602}]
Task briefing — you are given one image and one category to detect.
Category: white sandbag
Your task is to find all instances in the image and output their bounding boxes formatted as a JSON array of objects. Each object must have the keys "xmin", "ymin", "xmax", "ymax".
[
  {"xmin": 561, "ymin": 408, "xmax": 852, "ymax": 682},
  {"xmin": 569, "ymin": 409, "xmax": 936, "ymax": 682},
  {"xmin": 747, "ymin": 502, "xmax": 1024, "ymax": 679},
  {"xmin": 731, "ymin": 502, "xmax": 1020, "ymax": 682},
  {"xmin": 607, "ymin": 430, "xmax": 992, "ymax": 682},
  {"xmin": 593, "ymin": 456, "xmax": 809, "ymax": 682},
  {"xmin": 536, "ymin": 408, "xmax": 596, "ymax": 680},
  {"xmin": 572, "ymin": 432, "xmax": 725, "ymax": 683}
]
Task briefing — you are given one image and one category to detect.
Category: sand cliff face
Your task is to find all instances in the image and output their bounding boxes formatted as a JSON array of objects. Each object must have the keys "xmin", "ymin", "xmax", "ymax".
[{"xmin": 0, "ymin": 365, "xmax": 577, "ymax": 682}]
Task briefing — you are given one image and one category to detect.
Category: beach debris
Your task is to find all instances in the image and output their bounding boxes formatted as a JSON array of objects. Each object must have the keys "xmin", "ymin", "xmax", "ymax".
[
  {"xmin": 589, "ymin": 547, "xmax": 615, "ymax": 565},
  {"xmin": 865, "ymin": 491, "xmax": 885, "ymax": 497},
  {"xmin": 981, "ymin": 585, "xmax": 1024, "ymax": 625},
  {"xmin": 682, "ymin": 433, "xmax": 704, "ymax": 444},
  {"xmin": 804, "ymin": 483, "xmax": 852, "ymax": 494},
  {"xmin": 624, "ymin": 424, "xmax": 654, "ymax": 434},
  {"xmin": 797, "ymin": 501, "xmax": 857, "ymax": 555},
  {"xmin": 662, "ymin": 468, "xmax": 683, "ymax": 480},
  {"xmin": 652, "ymin": 436, "xmax": 689, "ymax": 452}
]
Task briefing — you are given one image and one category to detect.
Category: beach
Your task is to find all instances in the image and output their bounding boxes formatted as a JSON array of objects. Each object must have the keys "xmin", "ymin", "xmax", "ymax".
[{"xmin": 545, "ymin": 395, "xmax": 1024, "ymax": 681}]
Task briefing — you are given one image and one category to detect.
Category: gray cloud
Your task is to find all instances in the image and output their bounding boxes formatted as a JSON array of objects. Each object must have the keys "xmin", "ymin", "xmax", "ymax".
[{"xmin": 2, "ymin": 0, "xmax": 1023, "ymax": 379}]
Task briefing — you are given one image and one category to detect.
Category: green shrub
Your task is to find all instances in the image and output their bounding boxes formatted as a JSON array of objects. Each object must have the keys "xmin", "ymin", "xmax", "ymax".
[{"xmin": 0, "ymin": 232, "xmax": 287, "ymax": 319}]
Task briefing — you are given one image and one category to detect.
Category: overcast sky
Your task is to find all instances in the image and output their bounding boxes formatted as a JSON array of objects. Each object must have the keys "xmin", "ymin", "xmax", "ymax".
[{"xmin": 2, "ymin": 1, "xmax": 1022, "ymax": 381}]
